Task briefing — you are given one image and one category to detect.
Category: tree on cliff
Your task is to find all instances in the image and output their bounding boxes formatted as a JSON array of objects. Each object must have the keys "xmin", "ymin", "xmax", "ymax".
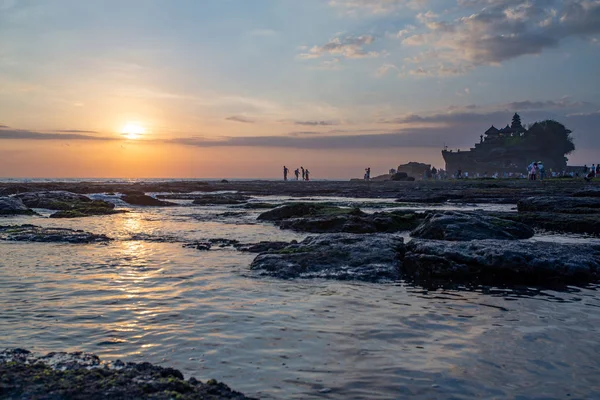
[{"xmin": 526, "ymin": 120, "xmax": 575, "ymax": 157}]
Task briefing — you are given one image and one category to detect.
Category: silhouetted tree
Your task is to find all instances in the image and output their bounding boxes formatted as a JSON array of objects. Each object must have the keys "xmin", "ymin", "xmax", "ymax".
[
  {"xmin": 511, "ymin": 113, "xmax": 523, "ymax": 131},
  {"xmin": 525, "ymin": 120, "xmax": 575, "ymax": 156}
]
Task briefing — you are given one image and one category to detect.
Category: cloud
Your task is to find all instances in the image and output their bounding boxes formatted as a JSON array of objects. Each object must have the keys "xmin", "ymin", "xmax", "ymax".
[
  {"xmin": 225, "ymin": 116, "xmax": 255, "ymax": 124},
  {"xmin": 294, "ymin": 120, "xmax": 338, "ymax": 126},
  {"xmin": 376, "ymin": 63, "xmax": 400, "ymax": 77},
  {"xmin": 501, "ymin": 98, "xmax": 592, "ymax": 110},
  {"xmin": 329, "ymin": 0, "xmax": 427, "ymax": 15},
  {"xmin": 400, "ymin": 0, "xmax": 600, "ymax": 76},
  {"xmin": 0, "ymin": 124, "xmax": 8, "ymax": 128},
  {"xmin": 288, "ymin": 131, "xmax": 322, "ymax": 136},
  {"xmin": 53, "ymin": 129, "xmax": 99, "ymax": 134},
  {"xmin": 299, "ymin": 35, "xmax": 380, "ymax": 59},
  {"xmin": 0, "ymin": 129, "xmax": 117, "ymax": 141}
]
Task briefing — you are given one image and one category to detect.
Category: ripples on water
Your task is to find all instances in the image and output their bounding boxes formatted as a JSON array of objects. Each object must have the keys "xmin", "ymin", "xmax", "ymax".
[{"xmin": 1, "ymin": 196, "xmax": 600, "ymax": 399}]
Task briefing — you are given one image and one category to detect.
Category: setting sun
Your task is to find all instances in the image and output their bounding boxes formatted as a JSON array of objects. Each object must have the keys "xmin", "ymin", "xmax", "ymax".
[{"xmin": 121, "ymin": 123, "xmax": 146, "ymax": 140}]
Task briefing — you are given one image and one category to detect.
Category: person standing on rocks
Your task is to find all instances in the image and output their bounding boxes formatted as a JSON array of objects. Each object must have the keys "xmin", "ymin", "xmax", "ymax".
[
  {"xmin": 529, "ymin": 163, "xmax": 538, "ymax": 181},
  {"xmin": 301, "ymin": 166, "xmax": 305, "ymax": 181},
  {"xmin": 294, "ymin": 168, "xmax": 300, "ymax": 181},
  {"xmin": 283, "ymin": 166, "xmax": 289, "ymax": 181},
  {"xmin": 305, "ymin": 169, "xmax": 310, "ymax": 181}
]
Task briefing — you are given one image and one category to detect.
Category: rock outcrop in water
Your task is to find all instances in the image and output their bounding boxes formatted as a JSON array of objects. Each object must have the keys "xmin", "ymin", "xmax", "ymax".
[
  {"xmin": 250, "ymin": 233, "xmax": 404, "ymax": 281},
  {"xmin": 258, "ymin": 203, "xmax": 422, "ymax": 233},
  {"xmin": 517, "ymin": 196, "xmax": 600, "ymax": 214},
  {"xmin": 121, "ymin": 193, "xmax": 176, "ymax": 207},
  {"xmin": 0, "ymin": 224, "xmax": 111, "ymax": 243},
  {"xmin": 192, "ymin": 193, "xmax": 250, "ymax": 205},
  {"xmin": 403, "ymin": 239, "xmax": 600, "ymax": 286},
  {"xmin": 0, "ymin": 197, "xmax": 35, "ymax": 215},
  {"xmin": 12, "ymin": 191, "xmax": 121, "ymax": 218},
  {"xmin": 0, "ymin": 348, "xmax": 254, "ymax": 400},
  {"xmin": 410, "ymin": 211, "xmax": 534, "ymax": 241}
]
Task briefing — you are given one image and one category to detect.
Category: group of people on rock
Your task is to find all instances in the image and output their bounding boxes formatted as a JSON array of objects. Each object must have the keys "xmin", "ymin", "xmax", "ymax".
[
  {"xmin": 583, "ymin": 164, "xmax": 600, "ymax": 181},
  {"xmin": 527, "ymin": 161, "xmax": 545, "ymax": 181},
  {"xmin": 283, "ymin": 166, "xmax": 310, "ymax": 181}
]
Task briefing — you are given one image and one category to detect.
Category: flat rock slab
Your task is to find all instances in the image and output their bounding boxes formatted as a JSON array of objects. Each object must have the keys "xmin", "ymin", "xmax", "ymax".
[
  {"xmin": 0, "ymin": 348, "xmax": 254, "ymax": 400},
  {"xmin": 404, "ymin": 239, "xmax": 600, "ymax": 286},
  {"xmin": 192, "ymin": 193, "xmax": 250, "ymax": 205},
  {"xmin": 121, "ymin": 194, "xmax": 176, "ymax": 206},
  {"xmin": 489, "ymin": 211, "xmax": 600, "ymax": 236},
  {"xmin": 250, "ymin": 233, "xmax": 404, "ymax": 281},
  {"xmin": 0, "ymin": 225, "xmax": 111, "ymax": 243},
  {"xmin": 258, "ymin": 203, "xmax": 422, "ymax": 233},
  {"xmin": 14, "ymin": 191, "xmax": 94, "ymax": 209},
  {"xmin": 410, "ymin": 211, "xmax": 534, "ymax": 241},
  {"xmin": 517, "ymin": 196, "xmax": 600, "ymax": 214},
  {"xmin": 0, "ymin": 197, "xmax": 34, "ymax": 215}
]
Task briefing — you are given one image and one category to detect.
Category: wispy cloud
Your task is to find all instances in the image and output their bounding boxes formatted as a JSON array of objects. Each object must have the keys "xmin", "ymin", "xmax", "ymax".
[
  {"xmin": 329, "ymin": 0, "xmax": 427, "ymax": 15},
  {"xmin": 299, "ymin": 35, "xmax": 380, "ymax": 59},
  {"xmin": 225, "ymin": 116, "xmax": 255, "ymax": 124},
  {"xmin": 0, "ymin": 129, "xmax": 116, "ymax": 141},
  {"xmin": 53, "ymin": 129, "xmax": 99, "ymax": 134},
  {"xmin": 294, "ymin": 120, "xmax": 338, "ymax": 126}
]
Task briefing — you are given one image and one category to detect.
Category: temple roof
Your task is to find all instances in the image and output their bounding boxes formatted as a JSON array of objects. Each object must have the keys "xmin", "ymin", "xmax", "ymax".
[{"xmin": 485, "ymin": 125, "xmax": 499, "ymax": 135}]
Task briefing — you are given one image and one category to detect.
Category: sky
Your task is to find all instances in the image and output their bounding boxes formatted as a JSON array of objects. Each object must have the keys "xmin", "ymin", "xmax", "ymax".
[{"xmin": 1, "ymin": 0, "xmax": 599, "ymax": 179}]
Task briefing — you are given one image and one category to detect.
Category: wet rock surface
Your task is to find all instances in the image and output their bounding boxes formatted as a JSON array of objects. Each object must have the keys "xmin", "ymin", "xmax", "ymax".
[
  {"xmin": 410, "ymin": 211, "xmax": 534, "ymax": 241},
  {"xmin": 489, "ymin": 212, "xmax": 600, "ymax": 236},
  {"xmin": 121, "ymin": 193, "xmax": 176, "ymax": 207},
  {"xmin": 258, "ymin": 203, "xmax": 423, "ymax": 233},
  {"xmin": 517, "ymin": 196, "xmax": 600, "ymax": 214},
  {"xmin": 12, "ymin": 191, "xmax": 119, "ymax": 217},
  {"xmin": 184, "ymin": 238, "xmax": 296, "ymax": 253},
  {"xmin": 192, "ymin": 193, "xmax": 251, "ymax": 205},
  {"xmin": 0, "ymin": 224, "xmax": 111, "ymax": 243},
  {"xmin": 0, "ymin": 196, "xmax": 34, "ymax": 215},
  {"xmin": 0, "ymin": 348, "xmax": 254, "ymax": 400},
  {"xmin": 250, "ymin": 233, "xmax": 404, "ymax": 281},
  {"xmin": 403, "ymin": 239, "xmax": 600, "ymax": 286}
]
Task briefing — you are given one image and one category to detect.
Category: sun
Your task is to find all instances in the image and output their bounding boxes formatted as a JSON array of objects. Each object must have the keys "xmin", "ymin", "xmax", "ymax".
[{"xmin": 121, "ymin": 123, "xmax": 146, "ymax": 140}]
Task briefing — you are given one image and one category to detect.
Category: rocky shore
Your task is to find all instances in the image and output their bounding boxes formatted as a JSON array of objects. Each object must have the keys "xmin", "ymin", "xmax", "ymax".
[
  {"xmin": 1, "ymin": 179, "xmax": 599, "ymax": 288},
  {"xmin": 0, "ymin": 348, "xmax": 254, "ymax": 400}
]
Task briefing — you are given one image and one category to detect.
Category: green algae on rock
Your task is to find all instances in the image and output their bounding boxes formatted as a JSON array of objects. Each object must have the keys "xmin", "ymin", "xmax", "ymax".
[{"xmin": 0, "ymin": 348, "xmax": 255, "ymax": 400}]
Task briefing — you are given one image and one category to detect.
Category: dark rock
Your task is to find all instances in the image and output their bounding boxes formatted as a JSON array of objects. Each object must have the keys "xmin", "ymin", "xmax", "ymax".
[
  {"xmin": 0, "ymin": 348, "xmax": 255, "ymax": 400},
  {"xmin": 573, "ymin": 188, "xmax": 600, "ymax": 197},
  {"xmin": 121, "ymin": 194, "xmax": 176, "ymax": 207},
  {"xmin": 0, "ymin": 224, "xmax": 111, "ymax": 243},
  {"xmin": 259, "ymin": 204, "xmax": 423, "ymax": 233},
  {"xmin": 183, "ymin": 242, "xmax": 212, "ymax": 251},
  {"xmin": 221, "ymin": 179, "xmax": 229, "ymax": 183},
  {"xmin": 257, "ymin": 203, "xmax": 341, "ymax": 221},
  {"xmin": 242, "ymin": 202, "xmax": 278, "ymax": 209},
  {"xmin": 12, "ymin": 191, "xmax": 118, "ymax": 217},
  {"xmin": 192, "ymin": 193, "xmax": 250, "ymax": 205},
  {"xmin": 517, "ymin": 196, "xmax": 600, "ymax": 214},
  {"xmin": 250, "ymin": 233, "xmax": 404, "ymax": 281},
  {"xmin": 237, "ymin": 241, "xmax": 295, "ymax": 253},
  {"xmin": 391, "ymin": 172, "xmax": 415, "ymax": 181},
  {"xmin": 403, "ymin": 239, "xmax": 600, "ymax": 286},
  {"xmin": 488, "ymin": 211, "xmax": 600, "ymax": 236},
  {"xmin": 0, "ymin": 197, "xmax": 35, "ymax": 215},
  {"xmin": 208, "ymin": 238, "xmax": 241, "ymax": 247},
  {"xmin": 14, "ymin": 191, "xmax": 94, "ymax": 210},
  {"xmin": 410, "ymin": 211, "xmax": 534, "ymax": 241}
]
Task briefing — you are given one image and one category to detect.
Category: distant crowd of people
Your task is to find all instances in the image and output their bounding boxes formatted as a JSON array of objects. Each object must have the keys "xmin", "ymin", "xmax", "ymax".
[{"xmin": 283, "ymin": 166, "xmax": 310, "ymax": 181}]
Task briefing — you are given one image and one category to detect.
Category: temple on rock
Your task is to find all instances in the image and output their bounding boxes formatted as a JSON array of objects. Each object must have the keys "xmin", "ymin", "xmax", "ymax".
[{"xmin": 442, "ymin": 113, "xmax": 571, "ymax": 175}]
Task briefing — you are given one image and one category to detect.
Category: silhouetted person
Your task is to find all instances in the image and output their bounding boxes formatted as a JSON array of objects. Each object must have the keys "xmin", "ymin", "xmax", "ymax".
[
  {"xmin": 305, "ymin": 169, "xmax": 310, "ymax": 181},
  {"xmin": 364, "ymin": 167, "xmax": 371, "ymax": 181},
  {"xmin": 457, "ymin": 169, "xmax": 462, "ymax": 179},
  {"xmin": 294, "ymin": 168, "xmax": 300, "ymax": 180},
  {"xmin": 283, "ymin": 166, "xmax": 289, "ymax": 181},
  {"xmin": 301, "ymin": 166, "xmax": 305, "ymax": 180}
]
